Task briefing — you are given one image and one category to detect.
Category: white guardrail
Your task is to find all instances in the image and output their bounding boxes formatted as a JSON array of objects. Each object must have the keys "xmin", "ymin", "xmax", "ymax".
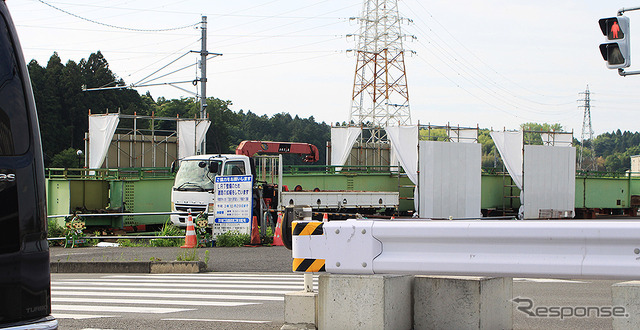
[{"xmin": 292, "ymin": 219, "xmax": 640, "ymax": 280}]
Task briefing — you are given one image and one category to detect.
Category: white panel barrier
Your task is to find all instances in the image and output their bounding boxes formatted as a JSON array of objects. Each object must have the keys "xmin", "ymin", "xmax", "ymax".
[
  {"xmin": 292, "ymin": 219, "xmax": 640, "ymax": 279},
  {"xmin": 523, "ymin": 145, "xmax": 576, "ymax": 219},
  {"xmin": 418, "ymin": 141, "xmax": 482, "ymax": 218}
]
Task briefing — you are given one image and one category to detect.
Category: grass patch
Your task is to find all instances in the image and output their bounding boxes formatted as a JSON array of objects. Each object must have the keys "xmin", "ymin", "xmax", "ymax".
[
  {"xmin": 151, "ymin": 220, "xmax": 185, "ymax": 247},
  {"xmin": 215, "ymin": 230, "xmax": 250, "ymax": 247},
  {"xmin": 47, "ymin": 219, "xmax": 65, "ymax": 246},
  {"xmin": 176, "ymin": 249, "xmax": 198, "ymax": 261}
]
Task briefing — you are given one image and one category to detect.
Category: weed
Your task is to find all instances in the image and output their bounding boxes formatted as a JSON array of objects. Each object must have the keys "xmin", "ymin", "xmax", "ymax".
[
  {"xmin": 47, "ymin": 219, "xmax": 66, "ymax": 247},
  {"xmin": 86, "ymin": 231, "xmax": 100, "ymax": 246},
  {"xmin": 47, "ymin": 219, "xmax": 65, "ymax": 241},
  {"xmin": 151, "ymin": 219, "xmax": 184, "ymax": 247},
  {"xmin": 116, "ymin": 239, "xmax": 147, "ymax": 247},
  {"xmin": 176, "ymin": 249, "xmax": 198, "ymax": 261},
  {"xmin": 150, "ymin": 257, "xmax": 162, "ymax": 262},
  {"xmin": 263, "ymin": 226, "xmax": 274, "ymax": 245},
  {"xmin": 204, "ymin": 250, "xmax": 210, "ymax": 264},
  {"xmin": 215, "ymin": 230, "xmax": 250, "ymax": 247}
]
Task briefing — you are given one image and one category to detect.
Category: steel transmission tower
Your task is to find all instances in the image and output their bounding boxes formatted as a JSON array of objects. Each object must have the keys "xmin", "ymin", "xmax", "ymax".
[
  {"xmin": 578, "ymin": 85, "xmax": 596, "ymax": 171},
  {"xmin": 349, "ymin": 0, "xmax": 412, "ymax": 134}
]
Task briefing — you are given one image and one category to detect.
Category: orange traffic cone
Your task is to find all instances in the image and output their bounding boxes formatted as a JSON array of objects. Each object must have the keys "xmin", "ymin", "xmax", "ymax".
[
  {"xmin": 181, "ymin": 212, "xmax": 197, "ymax": 248},
  {"xmin": 322, "ymin": 213, "xmax": 329, "ymax": 222},
  {"xmin": 250, "ymin": 216, "xmax": 261, "ymax": 245},
  {"xmin": 272, "ymin": 212, "xmax": 284, "ymax": 246}
]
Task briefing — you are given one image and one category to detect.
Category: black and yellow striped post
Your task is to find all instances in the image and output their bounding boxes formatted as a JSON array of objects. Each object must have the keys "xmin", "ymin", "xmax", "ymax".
[
  {"xmin": 292, "ymin": 221, "xmax": 326, "ymax": 273},
  {"xmin": 292, "ymin": 221, "xmax": 324, "ymax": 236}
]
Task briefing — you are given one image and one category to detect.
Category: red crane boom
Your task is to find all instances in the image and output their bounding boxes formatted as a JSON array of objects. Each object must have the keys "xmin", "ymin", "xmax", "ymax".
[{"xmin": 235, "ymin": 140, "xmax": 320, "ymax": 163}]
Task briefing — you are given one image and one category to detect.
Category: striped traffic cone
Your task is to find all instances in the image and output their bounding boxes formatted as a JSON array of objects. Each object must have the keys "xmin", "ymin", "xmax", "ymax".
[
  {"xmin": 250, "ymin": 216, "xmax": 261, "ymax": 245},
  {"xmin": 322, "ymin": 213, "xmax": 329, "ymax": 222},
  {"xmin": 181, "ymin": 212, "xmax": 197, "ymax": 248},
  {"xmin": 272, "ymin": 212, "xmax": 284, "ymax": 246}
]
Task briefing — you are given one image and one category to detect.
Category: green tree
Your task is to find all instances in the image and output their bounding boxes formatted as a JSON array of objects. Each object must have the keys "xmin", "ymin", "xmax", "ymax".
[{"xmin": 50, "ymin": 148, "xmax": 82, "ymax": 168}]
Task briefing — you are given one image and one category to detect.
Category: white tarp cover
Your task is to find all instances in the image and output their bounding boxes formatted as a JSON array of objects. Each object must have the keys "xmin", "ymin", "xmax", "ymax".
[
  {"xmin": 330, "ymin": 127, "xmax": 361, "ymax": 171},
  {"xmin": 88, "ymin": 114, "xmax": 119, "ymax": 169},
  {"xmin": 385, "ymin": 125, "xmax": 418, "ymax": 185},
  {"xmin": 418, "ymin": 141, "xmax": 482, "ymax": 218},
  {"xmin": 178, "ymin": 119, "xmax": 210, "ymax": 159},
  {"xmin": 540, "ymin": 133, "xmax": 573, "ymax": 147},
  {"xmin": 523, "ymin": 145, "xmax": 576, "ymax": 219},
  {"xmin": 490, "ymin": 131, "xmax": 523, "ymax": 189},
  {"xmin": 448, "ymin": 129, "xmax": 477, "ymax": 143}
]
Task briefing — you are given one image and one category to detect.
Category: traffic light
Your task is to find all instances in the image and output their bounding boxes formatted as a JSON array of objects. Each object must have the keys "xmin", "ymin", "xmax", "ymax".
[{"xmin": 599, "ymin": 16, "xmax": 631, "ymax": 69}]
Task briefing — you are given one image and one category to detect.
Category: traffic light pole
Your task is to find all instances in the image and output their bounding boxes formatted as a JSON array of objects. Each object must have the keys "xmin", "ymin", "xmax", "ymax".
[
  {"xmin": 618, "ymin": 6, "xmax": 640, "ymax": 16},
  {"xmin": 617, "ymin": 6, "xmax": 640, "ymax": 76},
  {"xmin": 618, "ymin": 68, "xmax": 640, "ymax": 76}
]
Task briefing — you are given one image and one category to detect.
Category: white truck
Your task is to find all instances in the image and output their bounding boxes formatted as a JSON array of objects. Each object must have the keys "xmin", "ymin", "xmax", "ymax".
[{"xmin": 170, "ymin": 141, "xmax": 398, "ymax": 238}]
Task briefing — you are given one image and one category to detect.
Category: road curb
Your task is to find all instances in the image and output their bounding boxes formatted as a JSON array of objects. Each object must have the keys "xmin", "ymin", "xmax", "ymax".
[{"xmin": 50, "ymin": 261, "xmax": 207, "ymax": 273}]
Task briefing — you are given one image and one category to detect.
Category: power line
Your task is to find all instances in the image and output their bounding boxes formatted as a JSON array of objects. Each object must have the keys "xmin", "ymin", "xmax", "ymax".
[
  {"xmin": 405, "ymin": 1, "xmax": 573, "ymax": 100},
  {"xmin": 403, "ymin": 4, "xmax": 574, "ymax": 110},
  {"xmin": 36, "ymin": 0, "xmax": 199, "ymax": 32},
  {"xmin": 41, "ymin": 0, "xmax": 347, "ymax": 19}
]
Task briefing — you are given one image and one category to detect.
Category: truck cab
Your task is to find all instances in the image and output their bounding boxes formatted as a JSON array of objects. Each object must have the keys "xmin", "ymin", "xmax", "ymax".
[{"xmin": 170, "ymin": 154, "xmax": 253, "ymax": 227}]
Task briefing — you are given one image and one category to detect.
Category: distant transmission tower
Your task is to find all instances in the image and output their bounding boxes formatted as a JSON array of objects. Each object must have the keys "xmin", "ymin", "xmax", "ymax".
[
  {"xmin": 578, "ymin": 85, "xmax": 596, "ymax": 171},
  {"xmin": 349, "ymin": 0, "xmax": 412, "ymax": 137}
]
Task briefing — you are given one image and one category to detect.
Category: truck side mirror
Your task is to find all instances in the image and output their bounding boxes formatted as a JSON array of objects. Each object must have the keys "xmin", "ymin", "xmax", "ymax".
[
  {"xmin": 170, "ymin": 161, "xmax": 177, "ymax": 173},
  {"xmin": 208, "ymin": 162, "xmax": 219, "ymax": 174}
]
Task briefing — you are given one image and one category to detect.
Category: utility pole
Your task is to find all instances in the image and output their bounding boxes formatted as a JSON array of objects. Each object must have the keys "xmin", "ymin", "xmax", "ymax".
[
  {"xmin": 199, "ymin": 16, "xmax": 208, "ymax": 154},
  {"xmin": 578, "ymin": 85, "xmax": 596, "ymax": 171}
]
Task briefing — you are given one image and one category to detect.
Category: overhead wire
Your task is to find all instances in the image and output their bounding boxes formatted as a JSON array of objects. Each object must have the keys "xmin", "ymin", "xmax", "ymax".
[
  {"xmin": 33, "ymin": 0, "xmax": 345, "ymax": 19},
  {"xmin": 35, "ymin": 0, "xmax": 199, "ymax": 32},
  {"xmin": 409, "ymin": 0, "xmax": 573, "ymax": 100},
  {"xmin": 402, "ymin": 3, "xmax": 574, "ymax": 111}
]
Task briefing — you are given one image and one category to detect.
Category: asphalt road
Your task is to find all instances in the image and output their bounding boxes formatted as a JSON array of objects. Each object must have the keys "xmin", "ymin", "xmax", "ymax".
[
  {"xmin": 50, "ymin": 246, "xmax": 628, "ymax": 329},
  {"xmin": 52, "ymin": 272, "xmax": 296, "ymax": 330}
]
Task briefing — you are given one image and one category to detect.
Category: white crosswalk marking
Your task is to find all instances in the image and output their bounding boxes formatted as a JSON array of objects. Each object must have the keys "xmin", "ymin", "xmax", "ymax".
[{"xmin": 51, "ymin": 273, "xmax": 317, "ymax": 321}]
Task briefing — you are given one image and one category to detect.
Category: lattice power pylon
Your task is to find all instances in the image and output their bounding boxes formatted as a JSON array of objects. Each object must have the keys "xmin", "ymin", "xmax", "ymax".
[
  {"xmin": 578, "ymin": 85, "xmax": 596, "ymax": 171},
  {"xmin": 349, "ymin": 0, "xmax": 412, "ymax": 138}
]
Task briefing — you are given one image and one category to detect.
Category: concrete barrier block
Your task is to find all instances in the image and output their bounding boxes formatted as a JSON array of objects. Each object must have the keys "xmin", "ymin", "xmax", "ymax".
[
  {"xmin": 612, "ymin": 281, "xmax": 640, "ymax": 330},
  {"xmin": 413, "ymin": 276, "xmax": 512, "ymax": 330},
  {"xmin": 283, "ymin": 291, "xmax": 317, "ymax": 329},
  {"xmin": 150, "ymin": 261, "xmax": 206, "ymax": 273},
  {"xmin": 318, "ymin": 274, "xmax": 413, "ymax": 330},
  {"xmin": 54, "ymin": 261, "xmax": 150, "ymax": 273}
]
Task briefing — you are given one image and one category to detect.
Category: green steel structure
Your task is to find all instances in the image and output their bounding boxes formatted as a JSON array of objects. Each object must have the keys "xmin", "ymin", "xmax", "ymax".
[
  {"xmin": 46, "ymin": 168, "xmax": 175, "ymax": 229},
  {"xmin": 45, "ymin": 166, "xmax": 640, "ymax": 229}
]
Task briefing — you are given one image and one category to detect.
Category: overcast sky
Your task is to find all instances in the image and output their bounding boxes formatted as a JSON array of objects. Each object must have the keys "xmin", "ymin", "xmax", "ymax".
[{"xmin": 7, "ymin": 0, "xmax": 640, "ymax": 136}]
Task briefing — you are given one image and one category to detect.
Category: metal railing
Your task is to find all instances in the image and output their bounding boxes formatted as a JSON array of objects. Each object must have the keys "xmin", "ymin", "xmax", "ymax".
[{"xmin": 45, "ymin": 167, "xmax": 174, "ymax": 180}]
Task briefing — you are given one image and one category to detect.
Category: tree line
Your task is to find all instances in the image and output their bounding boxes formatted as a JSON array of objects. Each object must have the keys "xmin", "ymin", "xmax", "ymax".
[
  {"xmin": 28, "ymin": 52, "xmax": 330, "ymax": 167},
  {"xmin": 28, "ymin": 52, "xmax": 639, "ymax": 173}
]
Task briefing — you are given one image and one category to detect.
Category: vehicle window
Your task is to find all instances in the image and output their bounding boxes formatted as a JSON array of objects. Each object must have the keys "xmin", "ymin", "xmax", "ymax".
[
  {"xmin": 224, "ymin": 161, "xmax": 245, "ymax": 176},
  {"xmin": 0, "ymin": 15, "xmax": 28, "ymax": 155},
  {"xmin": 173, "ymin": 160, "xmax": 217, "ymax": 191}
]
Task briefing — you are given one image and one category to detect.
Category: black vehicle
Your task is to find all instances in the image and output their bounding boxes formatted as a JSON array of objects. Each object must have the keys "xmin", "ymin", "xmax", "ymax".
[{"xmin": 0, "ymin": 1, "xmax": 57, "ymax": 329}]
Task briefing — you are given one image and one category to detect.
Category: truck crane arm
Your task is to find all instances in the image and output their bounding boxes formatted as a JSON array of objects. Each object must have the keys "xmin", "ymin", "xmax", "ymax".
[{"xmin": 235, "ymin": 140, "xmax": 320, "ymax": 163}]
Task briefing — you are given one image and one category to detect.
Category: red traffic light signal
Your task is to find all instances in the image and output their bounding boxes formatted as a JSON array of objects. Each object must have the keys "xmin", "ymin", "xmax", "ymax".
[
  {"xmin": 599, "ymin": 17, "xmax": 626, "ymax": 40},
  {"xmin": 599, "ymin": 16, "xmax": 630, "ymax": 69}
]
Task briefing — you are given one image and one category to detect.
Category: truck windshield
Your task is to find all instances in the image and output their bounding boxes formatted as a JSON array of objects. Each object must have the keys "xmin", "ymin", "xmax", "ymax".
[{"xmin": 174, "ymin": 160, "xmax": 220, "ymax": 191}]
